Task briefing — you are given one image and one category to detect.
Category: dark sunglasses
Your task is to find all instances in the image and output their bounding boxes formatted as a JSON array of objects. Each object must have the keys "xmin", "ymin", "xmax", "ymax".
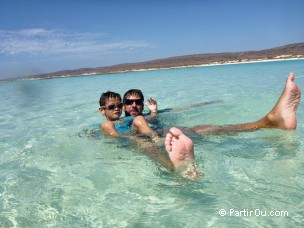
[
  {"xmin": 124, "ymin": 99, "xmax": 143, "ymax": 105},
  {"xmin": 103, "ymin": 103, "xmax": 123, "ymax": 110}
]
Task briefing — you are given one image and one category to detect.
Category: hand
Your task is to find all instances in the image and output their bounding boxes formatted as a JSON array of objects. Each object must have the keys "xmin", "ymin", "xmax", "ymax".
[{"xmin": 146, "ymin": 98, "xmax": 158, "ymax": 113}]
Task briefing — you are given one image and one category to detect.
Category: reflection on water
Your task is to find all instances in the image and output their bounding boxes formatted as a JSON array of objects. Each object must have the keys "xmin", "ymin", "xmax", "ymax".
[{"xmin": 1, "ymin": 60, "xmax": 304, "ymax": 227}]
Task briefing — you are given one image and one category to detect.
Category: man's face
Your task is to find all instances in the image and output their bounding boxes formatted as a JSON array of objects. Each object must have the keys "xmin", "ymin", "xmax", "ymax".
[{"xmin": 124, "ymin": 94, "xmax": 144, "ymax": 116}]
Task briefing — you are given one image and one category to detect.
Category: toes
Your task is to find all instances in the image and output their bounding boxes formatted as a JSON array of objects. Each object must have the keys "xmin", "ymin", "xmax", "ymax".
[
  {"xmin": 169, "ymin": 127, "xmax": 183, "ymax": 138},
  {"xmin": 165, "ymin": 132, "xmax": 173, "ymax": 152}
]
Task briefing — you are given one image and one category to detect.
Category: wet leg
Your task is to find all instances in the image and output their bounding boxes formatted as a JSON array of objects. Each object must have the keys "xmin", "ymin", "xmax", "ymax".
[{"xmin": 192, "ymin": 73, "xmax": 301, "ymax": 133}]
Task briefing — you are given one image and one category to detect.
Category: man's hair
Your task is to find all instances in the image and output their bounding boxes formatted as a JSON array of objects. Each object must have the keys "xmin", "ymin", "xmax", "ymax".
[
  {"xmin": 123, "ymin": 89, "xmax": 144, "ymax": 104},
  {"xmin": 99, "ymin": 91, "xmax": 121, "ymax": 106}
]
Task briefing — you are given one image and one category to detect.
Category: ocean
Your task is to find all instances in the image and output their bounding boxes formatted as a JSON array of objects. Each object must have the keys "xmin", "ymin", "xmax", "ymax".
[{"xmin": 1, "ymin": 59, "xmax": 304, "ymax": 227}]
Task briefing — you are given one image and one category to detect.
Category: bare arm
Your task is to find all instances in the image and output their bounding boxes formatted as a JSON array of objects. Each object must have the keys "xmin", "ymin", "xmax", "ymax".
[
  {"xmin": 101, "ymin": 121, "xmax": 121, "ymax": 137},
  {"xmin": 101, "ymin": 119, "xmax": 174, "ymax": 170},
  {"xmin": 132, "ymin": 115, "xmax": 161, "ymax": 142}
]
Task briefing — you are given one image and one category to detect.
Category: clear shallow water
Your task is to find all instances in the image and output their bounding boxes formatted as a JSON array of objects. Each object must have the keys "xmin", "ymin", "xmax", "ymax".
[{"xmin": 1, "ymin": 60, "xmax": 304, "ymax": 227}]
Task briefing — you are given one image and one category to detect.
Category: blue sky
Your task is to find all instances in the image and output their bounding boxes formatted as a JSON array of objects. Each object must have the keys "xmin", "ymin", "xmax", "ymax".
[{"xmin": 0, "ymin": 0, "xmax": 303, "ymax": 80}]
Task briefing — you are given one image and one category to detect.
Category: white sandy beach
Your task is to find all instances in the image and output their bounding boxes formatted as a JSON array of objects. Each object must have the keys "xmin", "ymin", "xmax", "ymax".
[
  {"xmin": 73, "ymin": 56, "xmax": 304, "ymax": 78},
  {"xmin": 14, "ymin": 56, "xmax": 304, "ymax": 81}
]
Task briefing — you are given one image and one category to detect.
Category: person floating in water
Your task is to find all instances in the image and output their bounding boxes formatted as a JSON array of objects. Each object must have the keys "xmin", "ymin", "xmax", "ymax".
[
  {"xmin": 98, "ymin": 91, "xmax": 201, "ymax": 179},
  {"xmin": 99, "ymin": 91, "xmax": 157, "ymax": 138},
  {"xmin": 123, "ymin": 73, "xmax": 301, "ymax": 133},
  {"xmin": 98, "ymin": 73, "xmax": 301, "ymax": 179}
]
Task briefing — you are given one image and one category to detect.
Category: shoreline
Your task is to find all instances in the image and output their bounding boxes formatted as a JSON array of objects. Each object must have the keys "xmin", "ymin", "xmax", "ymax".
[
  {"xmin": 3, "ymin": 56, "xmax": 304, "ymax": 82},
  {"xmin": 122, "ymin": 57, "xmax": 304, "ymax": 73},
  {"xmin": 45, "ymin": 57, "xmax": 304, "ymax": 79}
]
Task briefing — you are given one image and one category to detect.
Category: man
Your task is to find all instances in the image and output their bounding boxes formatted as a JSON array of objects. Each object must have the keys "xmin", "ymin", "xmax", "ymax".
[
  {"xmin": 123, "ymin": 73, "xmax": 301, "ymax": 133},
  {"xmin": 123, "ymin": 89, "xmax": 158, "ymax": 121}
]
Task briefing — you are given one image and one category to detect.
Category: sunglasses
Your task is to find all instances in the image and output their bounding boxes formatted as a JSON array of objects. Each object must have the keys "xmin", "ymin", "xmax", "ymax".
[
  {"xmin": 103, "ymin": 103, "xmax": 123, "ymax": 110},
  {"xmin": 124, "ymin": 99, "xmax": 143, "ymax": 105}
]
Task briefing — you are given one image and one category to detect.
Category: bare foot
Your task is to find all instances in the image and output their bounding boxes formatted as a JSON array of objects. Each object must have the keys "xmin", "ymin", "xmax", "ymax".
[
  {"xmin": 265, "ymin": 73, "xmax": 301, "ymax": 130},
  {"xmin": 165, "ymin": 127, "xmax": 202, "ymax": 179},
  {"xmin": 190, "ymin": 73, "xmax": 301, "ymax": 133},
  {"xmin": 165, "ymin": 127, "xmax": 194, "ymax": 167}
]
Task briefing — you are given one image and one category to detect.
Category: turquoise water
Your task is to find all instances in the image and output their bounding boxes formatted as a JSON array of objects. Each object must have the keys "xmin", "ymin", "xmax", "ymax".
[{"xmin": 1, "ymin": 60, "xmax": 304, "ymax": 227}]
